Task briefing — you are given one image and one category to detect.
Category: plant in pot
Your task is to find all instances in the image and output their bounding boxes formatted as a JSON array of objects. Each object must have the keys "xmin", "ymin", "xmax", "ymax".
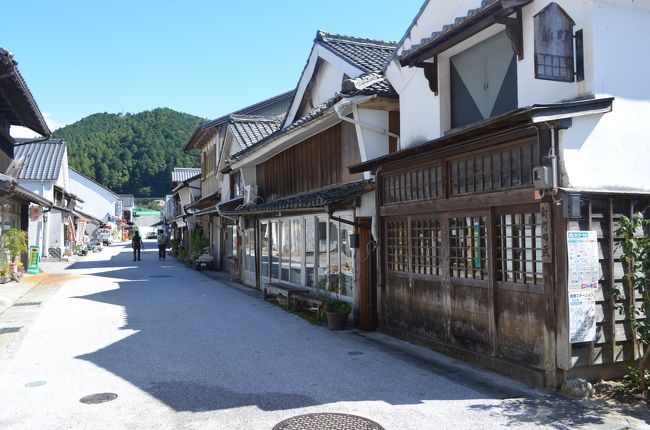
[
  {"xmin": 4, "ymin": 228, "xmax": 27, "ymax": 278},
  {"xmin": 315, "ymin": 272, "xmax": 352, "ymax": 330}
]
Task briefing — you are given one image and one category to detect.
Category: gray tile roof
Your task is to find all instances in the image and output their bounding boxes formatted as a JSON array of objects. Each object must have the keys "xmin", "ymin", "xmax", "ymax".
[
  {"xmin": 14, "ymin": 139, "xmax": 66, "ymax": 181},
  {"xmin": 0, "ymin": 48, "xmax": 49, "ymax": 136},
  {"xmin": 184, "ymin": 90, "xmax": 294, "ymax": 151},
  {"xmin": 399, "ymin": 0, "xmax": 531, "ymax": 65},
  {"xmin": 220, "ymin": 179, "xmax": 375, "ymax": 215},
  {"xmin": 316, "ymin": 31, "xmax": 396, "ymax": 73},
  {"xmin": 228, "ymin": 115, "xmax": 284, "ymax": 152},
  {"xmin": 231, "ymin": 97, "xmax": 339, "ymax": 162},
  {"xmin": 118, "ymin": 194, "xmax": 134, "ymax": 207},
  {"xmin": 171, "ymin": 168, "xmax": 201, "ymax": 183}
]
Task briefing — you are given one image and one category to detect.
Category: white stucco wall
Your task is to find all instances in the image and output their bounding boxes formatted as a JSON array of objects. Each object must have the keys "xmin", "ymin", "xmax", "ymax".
[
  {"xmin": 69, "ymin": 170, "xmax": 119, "ymax": 223},
  {"xmin": 391, "ymin": 0, "xmax": 650, "ymax": 192},
  {"xmin": 355, "ymin": 108, "xmax": 390, "ymax": 162}
]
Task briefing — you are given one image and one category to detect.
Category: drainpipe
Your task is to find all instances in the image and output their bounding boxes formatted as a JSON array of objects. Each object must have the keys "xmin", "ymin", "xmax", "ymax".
[{"xmin": 333, "ymin": 97, "xmax": 400, "ymax": 144}]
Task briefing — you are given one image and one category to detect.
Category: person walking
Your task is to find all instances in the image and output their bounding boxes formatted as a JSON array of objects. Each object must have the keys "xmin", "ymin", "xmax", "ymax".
[
  {"xmin": 132, "ymin": 230, "xmax": 143, "ymax": 261},
  {"xmin": 157, "ymin": 229, "xmax": 168, "ymax": 261}
]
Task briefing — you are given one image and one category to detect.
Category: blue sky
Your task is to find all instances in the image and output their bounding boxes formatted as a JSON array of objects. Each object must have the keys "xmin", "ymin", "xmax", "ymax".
[{"xmin": 4, "ymin": 1, "xmax": 422, "ymax": 131}]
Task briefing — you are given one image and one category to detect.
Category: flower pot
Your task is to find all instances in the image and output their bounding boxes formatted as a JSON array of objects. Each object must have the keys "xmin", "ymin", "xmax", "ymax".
[{"xmin": 326, "ymin": 311, "xmax": 349, "ymax": 330}]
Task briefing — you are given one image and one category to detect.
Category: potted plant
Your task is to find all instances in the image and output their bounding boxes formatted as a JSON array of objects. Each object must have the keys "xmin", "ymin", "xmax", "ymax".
[
  {"xmin": 315, "ymin": 272, "xmax": 352, "ymax": 330},
  {"xmin": 4, "ymin": 228, "xmax": 27, "ymax": 276}
]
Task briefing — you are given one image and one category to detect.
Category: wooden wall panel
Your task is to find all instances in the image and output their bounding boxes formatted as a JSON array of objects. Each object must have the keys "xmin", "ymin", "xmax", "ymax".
[{"xmin": 259, "ymin": 124, "xmax": 345, "ymax": 201}]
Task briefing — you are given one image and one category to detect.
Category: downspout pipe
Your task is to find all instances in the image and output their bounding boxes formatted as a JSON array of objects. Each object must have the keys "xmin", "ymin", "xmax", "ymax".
[{"xmin": 333, "ymin": 96, "xmax": 400, "ymax": 143}]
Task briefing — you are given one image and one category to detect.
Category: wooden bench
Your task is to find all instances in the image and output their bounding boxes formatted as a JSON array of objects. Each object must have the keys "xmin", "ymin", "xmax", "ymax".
[
  {"xmin": 263, "ymin": 283, "xmax": 309, "ymax": 308},
  {"xmin": 290, "ymin": 291, "xmax": 324, "ymax": 319}
]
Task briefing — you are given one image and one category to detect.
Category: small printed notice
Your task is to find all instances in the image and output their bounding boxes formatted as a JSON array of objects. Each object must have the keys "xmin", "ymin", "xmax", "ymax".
[{"xmin": 567, "ymin": 231, "xmax": 599, "ymax": 343}]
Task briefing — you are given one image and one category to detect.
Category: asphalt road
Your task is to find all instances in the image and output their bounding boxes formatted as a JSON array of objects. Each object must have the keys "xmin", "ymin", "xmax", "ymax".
[{"xmin": 0, "ymin": 242, "xmax": 645, "ymax": 429}]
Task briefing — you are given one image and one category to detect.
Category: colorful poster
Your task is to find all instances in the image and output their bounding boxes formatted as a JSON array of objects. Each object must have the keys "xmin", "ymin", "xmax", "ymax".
[{"xmin": 567, "ymin": 231, "xmax": 599, "ymax": 343}]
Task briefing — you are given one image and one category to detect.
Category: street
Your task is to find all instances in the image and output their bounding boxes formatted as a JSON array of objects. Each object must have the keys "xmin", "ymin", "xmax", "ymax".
[{"xmin": 0, "ymin": 242, "xmax": 647, "ymax": 430}]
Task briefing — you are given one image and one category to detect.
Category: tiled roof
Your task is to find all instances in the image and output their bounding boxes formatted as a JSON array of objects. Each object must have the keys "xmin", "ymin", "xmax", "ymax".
[
  {"xmin": 217, "ymin": 197, "xmax": 245, "ymax": 214},
  {"xmin": 0, "ymin": 48, "xmax": 49, "ymax": 136},
  {"xmin": 14, "ymin": 139, "xmax": 66, "ymax": 181},
  {"xmin": 220, "ymin": 179, "xmax": 374, "ymax": 215},
  {"xmin": 171, "ymin": 167, "xmax": 200, "ymax": 183},
  {"xmin": 340, "ymin": 72, "xmax": 396, "ymax": 97},
  {"xmin": 231, "ymin": 97, "xmax": 340, "ymax": 161},
  {"xmin": 228, "ymin": 115, "xmax": 284, "ymax": 152},
  {"xmin": 118, "ymin": 194, "xmax": 134, "ymax": 207},
  {"xmin": 184, "ymin": 90, "xmax": 294, "ymax": 151},
  {"xmin": 316, "ymin": 31, "xmax": 396, "ymax": 72},
  {"xmin": 399, "ymin": 0, "xmax": 531, "ymax": 65}
]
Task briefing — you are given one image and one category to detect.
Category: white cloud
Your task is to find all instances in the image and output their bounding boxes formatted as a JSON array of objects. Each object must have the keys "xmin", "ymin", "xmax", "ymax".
[{"xmin": 10, "ymin": 112, "xmax": 70, "ymax": 138}]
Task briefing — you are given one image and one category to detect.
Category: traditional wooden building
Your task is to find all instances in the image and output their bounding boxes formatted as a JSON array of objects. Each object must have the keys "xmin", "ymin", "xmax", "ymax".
[
  {"xmin": 218, "ymin": 31, "xmax": 399, "ymax": 327},
  {"xmin": 349, "ymin": 0, "xmax": 650, "ymax": 387},
  {"xmin": 183, "ymin": 92, "xmax": 293, "ymax": 273},
  {"xmin": 0, "ymin": 47, "xmax": 54, "ymax": 264}
]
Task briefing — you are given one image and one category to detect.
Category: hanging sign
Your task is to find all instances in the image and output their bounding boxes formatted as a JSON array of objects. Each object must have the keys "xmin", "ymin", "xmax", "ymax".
[
  {"xmin": 29, "ymin": 206, "xmax": 43, "ymax": 222},
  {"xmin": 567, "ymin": 230, "xmax": 599, "ymax": 343}
]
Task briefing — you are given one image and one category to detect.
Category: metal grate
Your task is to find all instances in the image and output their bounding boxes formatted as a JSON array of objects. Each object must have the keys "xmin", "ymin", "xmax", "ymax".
[
  {"xmin": 0, "ymin": 327, "xmax": 22, "ymax": 334},
  {"xmin": 79, "ymin": 393, "xmax": 118, "ymax": 404},
  {"xmin": 273, "ymin": 413, "xmax": 385, "ymax": 430}
]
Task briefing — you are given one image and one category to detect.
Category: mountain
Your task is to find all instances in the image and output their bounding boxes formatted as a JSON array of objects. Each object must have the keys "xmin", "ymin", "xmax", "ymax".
[{"xmin": 52, "ymin": 108, "xmax": 204, "ymax": 197}]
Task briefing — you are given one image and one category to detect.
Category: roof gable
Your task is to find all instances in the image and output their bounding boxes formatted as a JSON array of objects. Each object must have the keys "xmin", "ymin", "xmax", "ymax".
[
  {"xmin": 14, "ymin": 139, "xmax": 66, "ymax": 181},
  {"xmin": 171, "ymin": 167, "xmax": 200, "ymax": 184},
  {"xmin": 227, "ymin": 115, "xmax": 283, "ymax": 153},
  {"xmin": 184, "ymin": 90, "xmax": 294, "ymax": 151},
  {"xmin": 283, "ymin": 31, "xmax": 396, "ymax": 128},
  {"xmin": 0, "ymin": 48, "xmax": 50, "ymax": 136}
]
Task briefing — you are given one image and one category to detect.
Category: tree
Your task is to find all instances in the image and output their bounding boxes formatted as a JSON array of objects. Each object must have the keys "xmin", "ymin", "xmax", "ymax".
[{"xmin": 614, "ymin": 213, "xmax": 650, "ymax": 395}]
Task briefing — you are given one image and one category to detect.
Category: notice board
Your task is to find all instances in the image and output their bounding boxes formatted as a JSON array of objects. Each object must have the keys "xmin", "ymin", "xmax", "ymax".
[{"xmin": 567, "ymin": 231, "xmax": 599, "ymax": 343}]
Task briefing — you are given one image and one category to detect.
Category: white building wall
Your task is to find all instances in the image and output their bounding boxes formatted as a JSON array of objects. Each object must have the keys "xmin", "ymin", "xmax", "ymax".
[
  {"xmin": 391, "ymin": 0, "xmax": 650, "ymax": 192},
  {"xmin": 69, "ymin": 170, "xmax": 119, "ymax": 223},
  {"xmin": 356, "ymin": 108, "xmax": 390, "ymax": 162}
]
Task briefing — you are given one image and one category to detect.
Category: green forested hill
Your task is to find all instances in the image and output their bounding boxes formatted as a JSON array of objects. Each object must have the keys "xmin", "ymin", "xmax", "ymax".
[{"xmin": 53, "ymin": 108, "xmax": 204, "ymax": 197}]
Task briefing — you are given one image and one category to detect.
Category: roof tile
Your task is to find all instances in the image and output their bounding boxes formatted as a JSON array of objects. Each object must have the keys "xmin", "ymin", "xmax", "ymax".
[{"xmin": 14, "ymin": 139, "xmax": 66, "ymax": 181}]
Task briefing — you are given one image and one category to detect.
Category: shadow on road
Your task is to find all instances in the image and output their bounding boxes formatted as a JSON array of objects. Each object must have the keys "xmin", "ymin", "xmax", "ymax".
[{"xmin": 63, "ymin": 244, "xmax": 641, "ymax": 427}]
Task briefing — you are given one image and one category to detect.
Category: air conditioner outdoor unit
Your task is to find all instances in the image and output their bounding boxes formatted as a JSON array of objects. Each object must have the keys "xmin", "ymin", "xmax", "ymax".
[{"xmin": 244, "ymin": 185, "xmax": 258, "ymax": 205}]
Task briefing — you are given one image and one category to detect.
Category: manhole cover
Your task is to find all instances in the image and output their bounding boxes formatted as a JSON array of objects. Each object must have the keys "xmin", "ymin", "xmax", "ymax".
[
  {"xmin": 347, "ymin": 351, "xmax": 364, "ymax": 356},
  {"xmin": 0, "ymin": 326, "xmax": 22, "ymax": 334},
  {"xmin": 273, "ymin": 413, "xmax": 385, "ymax": 430},
  {"xmin": 149, "ymin": 275, "xmax": 173, "ymax": 278},
  {"xmin": 79, "ymin": 393, "xmax": 118, "ymax": 404},
  {"xmin": 14, "ymin": 302, "xmax": 41, "ymax": 306},
  {"xmin": 25, "ymin": 381, "xmax": 47, "ymax": 387}
]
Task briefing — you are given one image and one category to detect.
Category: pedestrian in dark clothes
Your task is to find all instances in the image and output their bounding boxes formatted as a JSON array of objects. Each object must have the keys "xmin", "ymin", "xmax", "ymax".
[
  {"xmin": 132, "ymin": 230, "xmax": 143, "ymax": 261},
  {"xmin": 157, "ymin": 229, "xmax": 168, "ymax": 261}
]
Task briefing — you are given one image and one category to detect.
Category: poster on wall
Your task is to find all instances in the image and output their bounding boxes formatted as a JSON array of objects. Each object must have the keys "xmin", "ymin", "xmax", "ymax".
[{"xmin": 567, "ymin": 230, "xmax": 599, "ymax": 343}]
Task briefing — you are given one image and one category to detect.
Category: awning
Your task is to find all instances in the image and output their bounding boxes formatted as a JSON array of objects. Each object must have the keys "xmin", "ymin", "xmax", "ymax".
[
  {"xmin": 185, "ymin": 189, "xmax": 221, "ymax": 211},
  {"xmin": 218, "ymin": 180, "xmax": 374, "ymax": 216}
]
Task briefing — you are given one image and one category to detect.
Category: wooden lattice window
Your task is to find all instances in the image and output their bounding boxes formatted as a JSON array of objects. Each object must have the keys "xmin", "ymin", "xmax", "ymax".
[
  {"xmin": 449, "ymin": 216, "xmax": 488, "ymax": 280},
  {"xmin": 386, "ymin": 220, "xmax": 409, "ymax": 272},
  {"xmin": 496, "ymin": 212, "xmax": 544, "ymax": 286},
  {"xmin": 411, "ymin": 218, "xmax": 442, "ymax": 276},
  {"xmin": 383, "ymin": 165, "xmax": 442, "ymax": 204},
  {"xmin": 449, "ymin": 141, "xmax": 539, "ymax": 195}
]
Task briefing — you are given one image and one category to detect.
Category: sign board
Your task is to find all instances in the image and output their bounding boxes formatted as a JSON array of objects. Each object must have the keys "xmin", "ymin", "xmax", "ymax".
[
  {"xmin": 29, "ymin": 205, "xmax": 42, "ymax": 222},
  {"xmin": 115, "ymin": 201, "xmax": 122, "ymax": 217},
  {"xmin": 567, "ymin": 230, "xmax": 599, "ymax": 343}
]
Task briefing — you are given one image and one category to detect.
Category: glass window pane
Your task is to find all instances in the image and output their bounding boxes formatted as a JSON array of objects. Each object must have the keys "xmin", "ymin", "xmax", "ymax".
[
  {"xmin": 290, "ymin": 219, "xmax": 302, "ymax": 284},
  {"xmin": 270, "ymin": 221, "xmax": 279, "ymax": 280},
  {"xmin": 305, "ymin": 217, "xmax": 316, "ymax": 287},
  {"xmin": 261, "ymin": 222, "xmax": 269, "ymax": 277},
  {"xmin": 316, "ymin": 216, "xmax": 328, "ymax": 286},
  {"xmin": 339, "ymin": 213, "xmax": 354, "ymax": 297},
  {"xmin": 328, "ymin": 219, "xmax": 340, "ymax": 293},
  {"xmin": 281, "ymin": 220, "xmax": 290, "ymax": 282}
]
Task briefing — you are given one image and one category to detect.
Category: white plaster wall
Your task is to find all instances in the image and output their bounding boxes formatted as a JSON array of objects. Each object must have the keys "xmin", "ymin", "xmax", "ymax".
[
  {"xmin": 18, "ymin": 181, "xmax": 54, "ymax": 202},
  {"xmin": 310, "ymin": 60, "xmax": 344, "ymax": 109},
  {"xmin": 356, "ymin": 108, "xmax": 390, "ymax": 161},
  {"xmin": 69, "ymin": 170, "xmax": 118, "ymax": 223},
  {"xmin": 560, "ymin": 1, "xmax": 650, "ymax": 192},
  {"xmin": 562, "ymin": 98, "xmax": 650, "ymax": 192}
]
